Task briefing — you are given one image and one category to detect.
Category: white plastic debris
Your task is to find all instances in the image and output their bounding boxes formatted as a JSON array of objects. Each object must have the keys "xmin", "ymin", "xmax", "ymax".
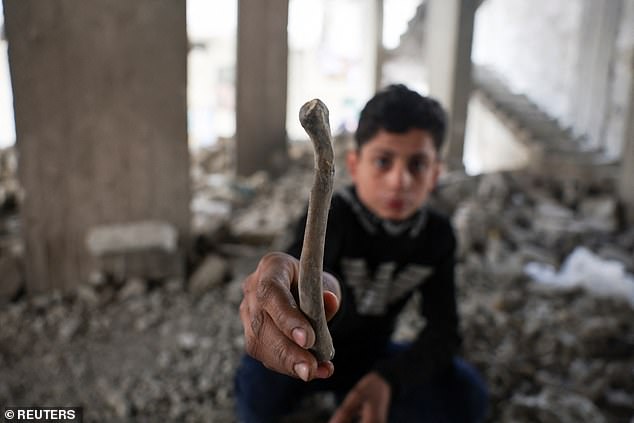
[{"xmin": 524, "ymin": 247, "xmax": 634, "ymax": 308}]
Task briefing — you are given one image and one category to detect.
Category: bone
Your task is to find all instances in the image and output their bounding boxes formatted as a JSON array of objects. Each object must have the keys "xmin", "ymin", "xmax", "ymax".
[{"xmin": 297, "ymin": 99, "xmax": 336, "ymax": 362}]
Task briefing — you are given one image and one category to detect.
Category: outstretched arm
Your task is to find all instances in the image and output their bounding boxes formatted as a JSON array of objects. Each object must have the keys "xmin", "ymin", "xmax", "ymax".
[{"xmin": 239, "ymin": 252, "xmax": 341, "ymax": 381}]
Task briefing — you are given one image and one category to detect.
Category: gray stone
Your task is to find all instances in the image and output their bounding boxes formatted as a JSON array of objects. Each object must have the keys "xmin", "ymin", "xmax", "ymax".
[
  {"xmin": 226, "ymin": 277, "xmax": 245, "ymax": 305},
  {"xmin": 100, "ymin": 382, "xmax": 129, "ymax": 419},
  {"xmin": 576, "ymin": 196, "xmax": 618, "ymax": 231},
  {"xmin": 177, "ymin": 332, "xmax": 198, "ymax": 352},
  {"xmin": 188, "ymin": 254, "xmax": 229, "ymax": 295},
  {"xmin": 118, "ymin": 278, "xmax": 147, "ymax": 300},
  {"xmin": 58, "ymin": 317, "xmax": 81, "ymax": 342},
  {"xmin": 75, "ymin": 284, "xmax": 100, "ymax": 306}
]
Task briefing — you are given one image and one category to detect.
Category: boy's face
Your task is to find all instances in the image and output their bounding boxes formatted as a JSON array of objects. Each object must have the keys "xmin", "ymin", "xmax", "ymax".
[{"xmin": 347, "ymin": 128, "xmax": 441, "ymax": 221}]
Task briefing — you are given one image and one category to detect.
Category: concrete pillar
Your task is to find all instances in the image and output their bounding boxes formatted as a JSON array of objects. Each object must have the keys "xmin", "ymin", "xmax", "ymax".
[
  {"xmin": 375, "ymin": 0, "xmax": 385, "ymax": 90},
  {"xmin": 619, "ymin": 56, "xmax": 634, "ymax": 223},
  {"xmin": 236, "ymin": 0, "xmax": 289, "ymax": 177},
  {"xmin": 425, "ymin": 0, "xmax": 477, "ymax": 169},
  {"xmin": 3, "ymin": 0, "xmax": 190, "ymax": 292},
  {"xmin": 571, "ymin": 0, "xmax": 622, "ymax": 151}
]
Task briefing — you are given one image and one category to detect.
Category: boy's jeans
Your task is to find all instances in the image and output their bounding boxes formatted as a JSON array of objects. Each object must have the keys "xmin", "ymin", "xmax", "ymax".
[{"xmin": 234, "ymin": 344, "xmax": 488, "ymax": 423}]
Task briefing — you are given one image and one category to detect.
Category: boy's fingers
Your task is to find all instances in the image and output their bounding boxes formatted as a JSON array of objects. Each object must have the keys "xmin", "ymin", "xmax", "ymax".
[
  {"xmin": 323, "ymin": 290, "xmax": 339, "ymax": 321},
  {"xmin": 244, "ymin": 257, "xmax": 317, "ymax": 349},
  {"xmin": 260, "ymin": 282, "xmax": 316, "ymax": 349},
  {"xmin": 243, "ymin": 307, "xmax": 321, "ymax": 381},
  {"xmin": 322, "ymin": 271, "xmax": 342, "ymax": 322},
  {"xmin": 315, "ymin": 361, "xmax": 335, "ymax": 379},
  {"xmin": 254, "ymin": 255, "xmax": 339, "ymax": 343},
  {"xmin": 329, "ymin": 389, "xmax": 362, "ymax": 423},
  {"xmin": 240, "ymin": 252, "xmax": 339, "ymax": 379},
  {"xmin": 322, "ymin": 272, "xmax": 342, "ymax": 302}
]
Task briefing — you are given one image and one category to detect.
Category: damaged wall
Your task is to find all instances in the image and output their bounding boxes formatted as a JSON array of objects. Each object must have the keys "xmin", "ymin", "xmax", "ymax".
[{"xmin": 473, "ymin": 0, "xmax": 634, "ymax": 158}]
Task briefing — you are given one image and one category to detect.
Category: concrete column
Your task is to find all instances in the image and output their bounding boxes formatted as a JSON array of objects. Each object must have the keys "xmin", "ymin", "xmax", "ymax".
[
  {"xmin": 425, "ymin": 0, "xmax": 477, "ymax": 169},
  {"xmin": 236, "ymin": 0, "xmax": 289, "ymax": 177},
  {"xmin": 375, "ymin": 0, "xmax": 385, "ymax": 90},
  {"xmin": 4, "ymin": 0, "xmax": 190, "ymax": 292},
  {"xmin": 619, "ymin": 56, "xmax": 634, "ymax": 223},
  {"xmin": 571, "ymin": 0, "xmax": 622, "ymax": 151}
]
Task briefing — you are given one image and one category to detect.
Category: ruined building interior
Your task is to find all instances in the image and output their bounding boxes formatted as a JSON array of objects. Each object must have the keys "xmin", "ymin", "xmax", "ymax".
[{"xmin": 0, "ymin": 0, "xmax": 633, "ymax": 422}]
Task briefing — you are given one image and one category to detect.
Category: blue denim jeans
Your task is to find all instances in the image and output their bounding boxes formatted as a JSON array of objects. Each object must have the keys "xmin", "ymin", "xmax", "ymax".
[{"xmin": 234, "ymin": 345, "xmax": 488, "ymax": 423}]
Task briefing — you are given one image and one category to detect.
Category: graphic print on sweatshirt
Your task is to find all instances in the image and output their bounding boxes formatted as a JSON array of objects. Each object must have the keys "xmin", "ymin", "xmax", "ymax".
[{"xmin": 341, "ymin": 258, "xmax": 433, "ymax": 315}]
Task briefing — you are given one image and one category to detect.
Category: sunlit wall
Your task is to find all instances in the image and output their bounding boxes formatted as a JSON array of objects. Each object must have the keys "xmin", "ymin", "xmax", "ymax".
[
  {"xmin": 187, "ymin": 0, "xmax": 422, "ymax": 147},
  {"xmin": 0, "ymin": 3, "xmax": 16, "ymax": 148},
  {"xmin": 0, "ymin": 1, "xmax": 421, "ymax": 150},
  {"xmin": 186, "ymin": 0, "xmax": 237, "ymax": 149}
]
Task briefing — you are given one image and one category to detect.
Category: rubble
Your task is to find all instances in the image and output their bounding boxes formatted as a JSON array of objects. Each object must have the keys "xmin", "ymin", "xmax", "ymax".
[
  {"xmin": 0, "ymin": 143, "xmax": 633, "ymax": 422},
  {"xmin": 502, "ymin": 387, "xmax": 607, "ymax": 423},
  {"xmin": 188, "ymin": 254, "xmax": 229, "ymax": 295}
]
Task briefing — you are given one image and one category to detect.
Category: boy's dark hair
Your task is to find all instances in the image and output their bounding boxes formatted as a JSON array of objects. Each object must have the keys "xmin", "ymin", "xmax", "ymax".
[{"xmin": 354, "ymin": 84, "xmax": 447, "ymax": 152}]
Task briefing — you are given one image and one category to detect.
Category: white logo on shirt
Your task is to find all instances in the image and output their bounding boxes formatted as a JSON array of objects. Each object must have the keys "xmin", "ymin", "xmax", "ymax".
[{"xmin": 341, "ymin": 258, "xmax": 433, "ymax": 315}]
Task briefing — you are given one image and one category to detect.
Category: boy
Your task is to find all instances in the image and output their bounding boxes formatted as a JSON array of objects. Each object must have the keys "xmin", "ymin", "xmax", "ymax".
[{"xmin": 236, "ymin": 84, "xmax": 488, "ymax": 423}]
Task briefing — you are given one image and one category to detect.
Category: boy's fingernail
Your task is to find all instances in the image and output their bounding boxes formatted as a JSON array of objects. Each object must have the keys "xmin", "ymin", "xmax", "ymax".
[
  {"xmin": 291, "ymin": 327, "xmax": 307, "ymax": 347},
  {"xmin": 294, "ymin": 362, "xmax": 309, "ymax": 381},
  {"xmin": 315, "ymin": 364, "xmax": 332, "ymax": 379}
]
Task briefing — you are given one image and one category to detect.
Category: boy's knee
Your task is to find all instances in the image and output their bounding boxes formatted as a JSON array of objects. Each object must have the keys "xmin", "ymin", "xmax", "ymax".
[
  {"xmin": 234, "ymin": 355, "xmax": 302, "ymax": 423},
  {"xmin": 452, "ymin": 358, "xmax": 488, "ymax": 422}
]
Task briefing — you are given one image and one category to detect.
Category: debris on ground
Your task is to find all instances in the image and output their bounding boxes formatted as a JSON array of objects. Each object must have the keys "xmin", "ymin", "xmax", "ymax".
[{"xmin": 0, "ymin": 144, "xmax": 632, "ymax": 422}]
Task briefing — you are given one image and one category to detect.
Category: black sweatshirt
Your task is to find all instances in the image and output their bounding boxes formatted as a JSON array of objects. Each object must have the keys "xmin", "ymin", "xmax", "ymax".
[{"xmin": 286, "ymin": 185, "xmax": 462, "ymax": 396}]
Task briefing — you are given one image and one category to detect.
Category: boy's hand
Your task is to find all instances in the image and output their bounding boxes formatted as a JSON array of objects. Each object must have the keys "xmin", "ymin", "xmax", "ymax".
[
  {"xmin": 239, "ymin": 252, "xmax": 341, "ymax": 382},
  {"xmin": 329, "ymin": 372, "xmax": 391, "ymax": 423}
]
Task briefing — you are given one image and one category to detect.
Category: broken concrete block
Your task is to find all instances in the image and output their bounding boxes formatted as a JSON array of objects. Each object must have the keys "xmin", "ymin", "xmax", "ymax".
[
  {"xmin": 86, "ymin": 220, "xmax": 183, "ymax": 281},
  {"xmin": 576, "ymin": 196, "xmax": 617, "ymax": 231},
  {"xmin": 230, "ymin": 210, "xmax": 284, "ymax": 245},
  {"xmin": 191, "ymin": 196, "xmax": 231, "ymax": 243},
  {"xmin": 188, "ymin": 254, "xmax": 228, "ymax": 295},
  {"xmin": 452, "ymin": 200, "xmax": 489, "ymax": 255},
  {"xmin": 75, "ymin": 284, "xmax": 100, "ymax": 306},
  {"xmin": 86, "ymin": 220, "xmax": 178, "ymax": 256},
  {"xmin": 118, "ymin": 277, "xmax": 147, "ymax": 300}
]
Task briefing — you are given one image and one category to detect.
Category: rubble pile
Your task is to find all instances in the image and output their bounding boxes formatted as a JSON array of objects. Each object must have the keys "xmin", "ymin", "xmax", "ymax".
[
  {"xmin": 0, "ymin": 275, "xmax": 247, "ymax": 422},
  {"xmin": 0, "ymin": 144, "xmax": 633, "ymax": 422},
  {"xmin": 436, "ymin": 171, "xmax": 634, "ymax": 422}
]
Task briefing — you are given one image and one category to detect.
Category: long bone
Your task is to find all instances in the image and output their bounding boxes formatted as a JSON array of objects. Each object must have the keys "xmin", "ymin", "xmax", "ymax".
[{"xmin": 297, "ymin": 99, "xmax": 335, "ymax": 362}]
